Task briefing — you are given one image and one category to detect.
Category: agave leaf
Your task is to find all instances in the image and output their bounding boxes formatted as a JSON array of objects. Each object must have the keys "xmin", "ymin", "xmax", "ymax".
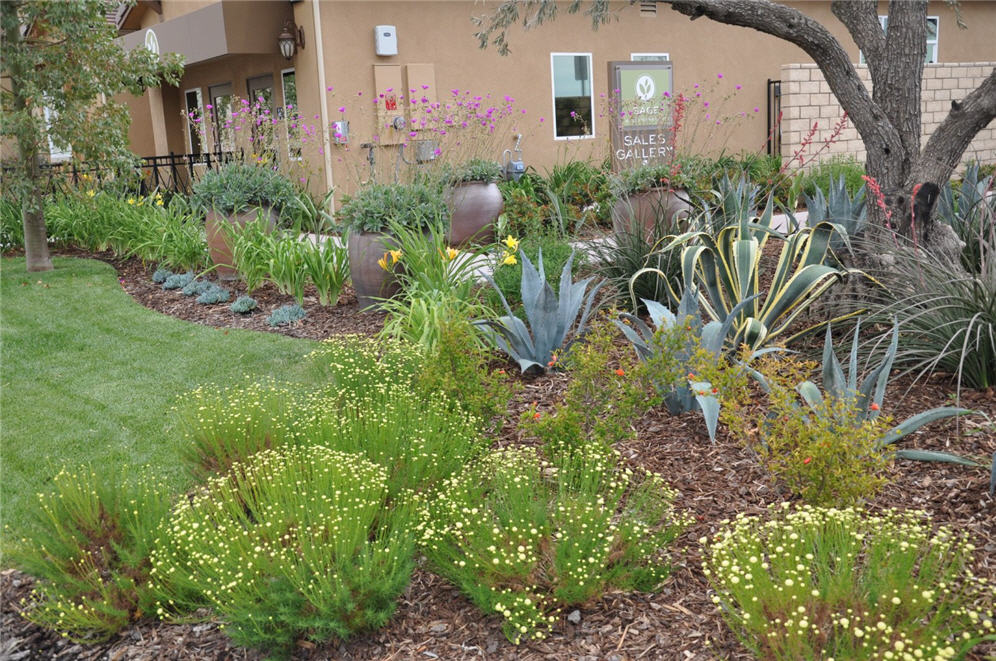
[
  {"xmin": 519, "ymin": 250, "xmax": 547, "ymax": 335},
  {"xmin": 894, "ymin": 449, "xmax": 980, "ymax": 467},
  {"xmin": 847, "ymin": 318, "xmax": 861, "ymax": 394},
  {"xmin": 821, "ymin": 325, "xmax": 846, "ymax": 400},
  {"xmin": 857, "ymin": 321, "xmax": 899, "ymax": 415},
  {"xmin": 694, "ymin": 392, "xmax": 721, "ymax": 443},
  {"xmin": 796, "ymin": 380, "xmax": 824, "ymax": 411},
  {"xmin": 645, "ymin": 298, "xmax": 676, "ymax": 329},
  {"xmin": 613, "ymin": 316, "xmax": 653, "ymax": 361},
  {"xmin": 878, "ymin": 407, "xmax": 974, "ymax": 446}
]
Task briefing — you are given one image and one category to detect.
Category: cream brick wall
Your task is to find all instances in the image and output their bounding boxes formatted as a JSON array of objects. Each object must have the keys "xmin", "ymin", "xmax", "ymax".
[{"xmin": 778, "ymin": 63, "xmax": 996, "ymax": 171}]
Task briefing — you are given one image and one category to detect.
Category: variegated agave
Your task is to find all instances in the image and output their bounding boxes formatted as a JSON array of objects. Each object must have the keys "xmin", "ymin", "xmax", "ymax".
[
  {"xmin": 634, "ymin": 203, "xmax": 864, "ymax": 351},
  {"xmin": 477, "ymin": 250, "xmax": 603, "ymax": 373}
]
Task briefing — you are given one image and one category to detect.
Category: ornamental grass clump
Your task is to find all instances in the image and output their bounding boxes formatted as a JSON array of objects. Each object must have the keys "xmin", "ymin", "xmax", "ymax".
[
  {"xmin": 9, "ymin": 467, "xmax": 172, "ymax": 642},
  {"xmin": 307, "ymin": 334, "xmax": 423, "ymax": 393},
  {"xmin": 703, "ymin": 504, "xmax": 996, "ymax": 660},
  {"xmin": 151, "ymin": 445, "xmax": 415, "ymax": 659},
  {"xmin": 419, "ymin": 445, "xmax": 689, "ymax": 644}
]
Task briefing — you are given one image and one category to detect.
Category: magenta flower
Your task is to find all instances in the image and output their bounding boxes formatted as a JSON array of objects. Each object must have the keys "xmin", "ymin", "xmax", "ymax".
[
  {"xmin": 717, "ymin": 73, "xmax": 723, "ymax": 78},
  {"xmin": 337, "ymin": 106, "xmax": 346, "ymax": 113},
  {"xmin": 326, "ymin": 86, "xmax": 333, "ymax": 91},
  {"xmin": 408, "ymin": 130, "xmax": 417, "ymax": 137},
  {"xmin": 735, "ymin": 84, "xmax": 742, "ymax": 90},
  {"xmin": 754, "ymin": 107, "xmax": 760, "ymax": 112}
]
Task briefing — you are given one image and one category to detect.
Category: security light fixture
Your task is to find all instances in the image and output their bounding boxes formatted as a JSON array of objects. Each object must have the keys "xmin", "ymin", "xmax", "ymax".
[{"xmin": 278, "ymin": 21, "xmax": 304, "ymax": 60}]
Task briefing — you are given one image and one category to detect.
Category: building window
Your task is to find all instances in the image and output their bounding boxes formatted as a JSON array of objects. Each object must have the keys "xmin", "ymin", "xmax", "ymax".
[
  {"xmin": 184, "ymin": 88, "xmax": 204, "ymax": 155},
  {"xmin": 860, "ymin": 16, "xmax": 938, "ymax": 64},
  {"xmin": 550, "ymin": 53, "xmax": 594, "ymax": 139},
  {"xmin": 281, "ymin": 69, "xmax": 301, "ymax": 160},
  {"xmin": 208, "ymin": 82, "xmax": 234, "ymax": 152},
  {"xmin": 43, "ymin": 105, "xmax": 72, "ymax": 162},
  {"xmin": 631, "ymin": 53, "xmax": 670, "ymax": 62}
]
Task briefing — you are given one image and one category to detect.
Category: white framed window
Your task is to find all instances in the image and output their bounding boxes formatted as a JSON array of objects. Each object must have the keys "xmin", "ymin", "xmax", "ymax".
[
  {"xmin": 860, "ymin": 15, "xmax": 938, "ymax": 64},
  {"xmin": 631, "ymin": 53, "xmax": 670, "ymax": 62},
  {"xmin": 280, "ymin": 68, "xmax": 302, "ymax": 160},
  {"xmin": 184, "ymin": 88, "xmax": 204, "ymax": 154},
  {"xmin": 550, "ymin": 53, "xmax": 594, "ymax": 139},
  {"xmin": 42, "ymin": 106, "xmax": 72, "ymax": 162},
  {"xmin": 207, "ymin": 82, "xmax": 234, "ymax": 152}
]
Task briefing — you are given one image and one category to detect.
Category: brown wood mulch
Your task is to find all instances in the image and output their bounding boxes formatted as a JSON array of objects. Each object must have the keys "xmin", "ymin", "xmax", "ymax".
[{"xmin": 2, "ymin": 250, "xmax": 994, "ymax": 661}]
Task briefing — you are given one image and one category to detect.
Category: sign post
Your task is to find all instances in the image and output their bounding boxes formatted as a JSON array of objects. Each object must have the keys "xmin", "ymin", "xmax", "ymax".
[{"xmin": 607, "ymin": 61, "xmax": 674, "ymax": 171}]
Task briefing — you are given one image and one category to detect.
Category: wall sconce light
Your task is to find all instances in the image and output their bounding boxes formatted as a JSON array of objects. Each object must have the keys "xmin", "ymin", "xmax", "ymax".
[{"xmin": 278, "ymin": 21, "xmax": 304, "ymax": 60}]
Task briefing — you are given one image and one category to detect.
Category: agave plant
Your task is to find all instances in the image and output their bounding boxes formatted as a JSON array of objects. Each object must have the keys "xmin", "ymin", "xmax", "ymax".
[
  {"xmin": 790, "ymin": 321, "xmax": 993, "ymax": 492},
  {"xmin": 613, "ymin": 285, "xmax": 762, "ymax": 442},
  {"xmin": 802, "ymin": 174, "xmax": 867, "ymax": 258},
  {"xmin": 638, "ymin": 212, "xmax": 862, "ymax": 351},
  {"xmin": 934, "ymin": 163, "xmax": 995, "ymax": 275},
  {"xmin": 477, "ymin": 250, "xmax": 603, "ymax": 373}
]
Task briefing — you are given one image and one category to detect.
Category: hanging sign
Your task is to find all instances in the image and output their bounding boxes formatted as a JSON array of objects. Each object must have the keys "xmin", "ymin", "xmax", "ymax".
[{"xmin": 608, "ymin": 61, "xmax": 674, "ymax": 170}]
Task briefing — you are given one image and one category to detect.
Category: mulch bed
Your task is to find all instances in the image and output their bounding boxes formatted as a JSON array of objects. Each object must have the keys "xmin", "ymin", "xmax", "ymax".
[{"xmin": 2, "ymin": 249, "xmax": 994, "ymax": 661}]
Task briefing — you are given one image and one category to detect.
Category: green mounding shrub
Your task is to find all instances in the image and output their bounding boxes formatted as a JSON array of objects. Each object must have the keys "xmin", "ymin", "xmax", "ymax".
[
  {"xmin": 419, "ymin": 445, "xmax": 690, "ymax": 644},
  {"xmin": 190, "ymin": 162, "xmax": 299, "ymax": 221},
  {"xmin": 151, "ymin": 445, "xmax": 416, "ymax": 659},
  {"xmin": 229, "ymin": 295, "xmax": 257, "ymax": 314},
  {"xmin": 335, "ymin": 182, "xmax": 448, "ymax": 234},
  {"xmin": 266, "ymin": 303, "xmax": 306, "ymax": 326},
  {"xmin": 9, "ymin": 467, "xmax": 172, "ymax": 642},
  {"xmin": 195, "ymin": 284, "xmax": 230, "ymax": 305},
  {"xmin": 799, "ymin": 155, "xmax": 866, "ymax": 200},
  {"xmin": 177, "ymin": 371, "xmax": 483, "ymax": 496},
  {"xmin": 703, "ymin": 504, "xmax": 996, "ymax": 660},
  {"xmin": 162, "ymin": 271, "xmax": 194, "ymax": 290}
]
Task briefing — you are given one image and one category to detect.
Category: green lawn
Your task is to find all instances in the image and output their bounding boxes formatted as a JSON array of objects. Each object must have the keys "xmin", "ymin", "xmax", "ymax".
[{"xmin": 0, "ymin": 257, "xmax": 318, "ymax": 554}]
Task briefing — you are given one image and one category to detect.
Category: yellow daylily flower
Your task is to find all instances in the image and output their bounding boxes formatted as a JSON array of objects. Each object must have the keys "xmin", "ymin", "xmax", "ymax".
[
  {"xmin": 501, "ymin": 252, "xmax": 517, "ymax": 266},
  {"xmin": 504, "ymin": 235, "xmax": 519, "ymax": 251},
  {"xmin": 388, "ymin": 249, "xmax": 403, "ymax": 264},
  {"xmin": 86, "ymin": 190, "xmax": 96, "ymax": 198},
  {"xmin": 445, "ymin": 247, "xmax": 459, "ymax": 261},
  {"xmin": 377, "ymin": 253, "xmax": 391, "ymax": 271},
  {"xmin": 127, "ymin": 198, "xmax": 136, "ymax": 205}
]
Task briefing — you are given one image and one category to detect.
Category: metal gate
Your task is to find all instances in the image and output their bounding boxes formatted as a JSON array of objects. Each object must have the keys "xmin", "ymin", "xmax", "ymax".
[{"xmin": 766, "ymin": 79, "xmax": 782, "ymax": 157}]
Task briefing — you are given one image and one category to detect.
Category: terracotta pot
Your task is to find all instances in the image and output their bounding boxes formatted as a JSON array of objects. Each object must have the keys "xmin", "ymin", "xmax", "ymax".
[
  {"xmin": 445, "ymin": 181, "xmax": 503, "ymax": 246},
  {"xmin": 347, "ymin": 231, "xmax": 402, "ymax": 310},
  {"xmin": 205, "ymin": 207, "xmax": 277, "ymax": 281},
  {"xmin": 611, "ymin": 188, "xmax": 692, "ymax": 239}
]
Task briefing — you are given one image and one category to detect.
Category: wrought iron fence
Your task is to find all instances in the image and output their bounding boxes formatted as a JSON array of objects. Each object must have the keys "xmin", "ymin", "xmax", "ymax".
[{"xmin": 5, "ymin": 150, "xmax": 242, "ymax": 197}]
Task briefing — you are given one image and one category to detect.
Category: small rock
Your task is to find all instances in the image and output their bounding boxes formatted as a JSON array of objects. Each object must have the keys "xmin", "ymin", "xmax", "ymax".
[
  {"xmin": 567, "ymin": 609, "xmax": 582, "ymax": 624},
  {"xmin": 430, "ymin": 623, "xmax": 448, "ymax": 634},
  {"xmin": 485, "ymin": 639, "xmax": 500, "ymax": 654}
]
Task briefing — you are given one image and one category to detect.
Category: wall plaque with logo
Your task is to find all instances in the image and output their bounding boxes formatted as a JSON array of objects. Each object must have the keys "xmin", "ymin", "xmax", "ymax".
[{"xmin": 607, "ymin": 61, "xmax": 674, "ymax": 170}]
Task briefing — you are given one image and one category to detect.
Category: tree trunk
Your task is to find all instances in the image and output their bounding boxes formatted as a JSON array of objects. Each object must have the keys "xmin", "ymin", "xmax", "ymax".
[{"xmin": 4, "ymin": 5, "xmax": 53, "ymax": 272}]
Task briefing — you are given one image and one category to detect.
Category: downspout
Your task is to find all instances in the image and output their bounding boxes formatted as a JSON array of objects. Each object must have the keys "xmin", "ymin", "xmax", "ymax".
[{"xmin": 311, "ymin": 0, "xmax": 335, "ymax": 210}]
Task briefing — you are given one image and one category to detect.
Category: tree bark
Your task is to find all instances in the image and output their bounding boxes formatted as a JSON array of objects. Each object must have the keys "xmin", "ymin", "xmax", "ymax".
[{"xmin": 4, "ymin": 5, "xmax": 53, "ymax": 272}]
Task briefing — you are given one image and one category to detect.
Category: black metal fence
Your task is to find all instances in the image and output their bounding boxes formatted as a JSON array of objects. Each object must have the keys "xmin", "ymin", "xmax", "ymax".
[
  {"xmin": 9, "ymin": 150, "xmax": 242, "ymax": 197},
  {"xmin": 766, "ymin": 79, "xmax": 782, "ymax": 157}
]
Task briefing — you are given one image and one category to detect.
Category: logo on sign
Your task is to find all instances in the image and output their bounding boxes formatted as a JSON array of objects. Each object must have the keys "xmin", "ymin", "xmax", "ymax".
[{"xmin": 635, "ymin": 75, "xmax": 655, "ymax": 101}]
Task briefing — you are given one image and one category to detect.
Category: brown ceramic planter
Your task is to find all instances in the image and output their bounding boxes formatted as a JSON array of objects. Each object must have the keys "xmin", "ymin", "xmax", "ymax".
[
  {"xmin": 347, "ymin": 231, "xmax": 402, "ymax": 310},
  {"xmin": 205, "ymin": 207, "xmax": 276, "ymax": 281},
  {"xmin": 611, "ymin": 188, "xmax": 692, "ymax": 239},
  {"xmin": 446, "ymin": 181, "xmax": 503, "ymax": 246}
]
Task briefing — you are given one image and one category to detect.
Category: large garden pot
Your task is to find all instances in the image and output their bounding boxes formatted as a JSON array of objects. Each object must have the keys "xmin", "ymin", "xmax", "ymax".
[
  {"xmin": 205, "ymin": 207, "xmax": 277, "ymax": 281},
  {"xmin": 611, "ymin": 188, "xmax": 692, "ymax": 240},
  {"xmin": 347, "ymin": 231, "xmax": 402, "ymax": 310},
  {"xmin": 445, "ymin": 181, "xmax": 503, "ymax": 246}
]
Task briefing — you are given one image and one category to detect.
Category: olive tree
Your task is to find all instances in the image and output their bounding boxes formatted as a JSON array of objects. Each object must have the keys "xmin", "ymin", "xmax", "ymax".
[
  {"xmin": 1, "ymin": 0, "xmax": 183, "ymax": 271},
  {"xmin": 473, "ymin": 0, "xmax": 996, "ymax": 258}
]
